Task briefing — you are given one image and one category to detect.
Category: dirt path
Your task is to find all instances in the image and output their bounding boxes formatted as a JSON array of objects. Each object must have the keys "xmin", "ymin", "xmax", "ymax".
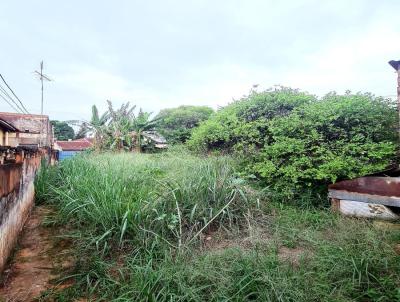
[{"xmin": 0, "ymin": 206, "xmax": 72, "ymax": 302}]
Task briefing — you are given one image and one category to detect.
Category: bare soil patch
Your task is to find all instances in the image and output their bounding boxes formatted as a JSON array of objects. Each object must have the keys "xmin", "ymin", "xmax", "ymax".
[
  {"xmin": 277, "ymin": 246, "xmax": 307, "ymax": 267},
  {"xmin": 0, "ymin": 206, "xmax": 73, "ymax": 302},
  {"xmin": 202, "ymin": 225, "xmax": 273, "ymax": 252}
]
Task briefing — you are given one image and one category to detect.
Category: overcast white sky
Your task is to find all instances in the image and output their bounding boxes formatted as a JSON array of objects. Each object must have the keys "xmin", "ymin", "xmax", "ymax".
[{"xmin": 0, "ymin": 0, "xmax": 399, "ymax": 121}]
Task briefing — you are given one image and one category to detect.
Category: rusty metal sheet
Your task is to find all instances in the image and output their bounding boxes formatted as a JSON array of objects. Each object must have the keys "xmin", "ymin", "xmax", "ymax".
[{"xmin": 328, "ymin": 177, "xmax": 400, "ymax": 207}]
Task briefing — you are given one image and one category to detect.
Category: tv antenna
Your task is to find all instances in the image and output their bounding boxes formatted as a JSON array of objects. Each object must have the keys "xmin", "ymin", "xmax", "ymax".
[{"xmin": 34, "ymin": 61, "xmax": 52, "ymax": 115}]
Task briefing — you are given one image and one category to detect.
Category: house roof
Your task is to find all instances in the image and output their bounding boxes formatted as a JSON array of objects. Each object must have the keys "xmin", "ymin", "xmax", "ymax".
[
  {"xmin": 0, "ymin": 112, "xmax": 49, "ymax": 134},
  {"xmin": 55, "ymin": 138, "xmax": 93, "ymax": 151},
  {"xmin": 0, "ymin": 118, "xmax": 18, "ymax": 131},
  {"xmin": 142, "ymin": 131, "xmax": 167, "ymax": 144}
]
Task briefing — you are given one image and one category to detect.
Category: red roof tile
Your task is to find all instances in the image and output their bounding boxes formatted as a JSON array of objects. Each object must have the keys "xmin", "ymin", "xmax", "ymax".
[{"xmin": 55, "ymin": 139, "xmax": 92, "ymax": 151}]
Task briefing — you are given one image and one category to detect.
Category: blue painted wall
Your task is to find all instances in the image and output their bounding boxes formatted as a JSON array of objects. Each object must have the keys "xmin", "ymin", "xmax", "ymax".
[{"xmin": 59, "ymin": 151, "xmax": 81, "ymax": 161}]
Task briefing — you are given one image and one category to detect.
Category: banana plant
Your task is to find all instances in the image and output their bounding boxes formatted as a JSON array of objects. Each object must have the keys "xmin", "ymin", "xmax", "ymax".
[{"xmin": 130, "ymin": 109, "xmax": 160, "ymax": 152}]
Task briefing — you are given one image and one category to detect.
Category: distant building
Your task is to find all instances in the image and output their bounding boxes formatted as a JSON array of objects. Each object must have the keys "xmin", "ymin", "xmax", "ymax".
[
  {"xmin": 0, "ymin": 112, "xmax": 52, "ymax": 148},
  {"xmin": 142, "ymin": 131, "xmax": 168, "ymax": 149},
  {"xmin": 0, "ymin": 118, "xmax": 18, "ymax": 146},
  {"xmin": 54, "ymin": 138, "xmax": 93, "ymax": 160}
]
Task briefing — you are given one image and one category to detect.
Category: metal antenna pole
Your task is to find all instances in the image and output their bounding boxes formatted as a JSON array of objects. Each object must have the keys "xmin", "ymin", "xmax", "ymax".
[
  {"xmin": 41, "ymin": 61, "xmax": 44, "ymax": 115},
  {"xmin": 34, "ymin": 61, "xmax": 51, "ymax": 115}
]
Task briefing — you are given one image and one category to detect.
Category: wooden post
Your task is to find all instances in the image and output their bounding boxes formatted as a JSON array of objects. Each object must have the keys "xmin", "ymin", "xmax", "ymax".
[{"xmin": 331, "ymin": 198, "xmax": 340, "ymax": 212}]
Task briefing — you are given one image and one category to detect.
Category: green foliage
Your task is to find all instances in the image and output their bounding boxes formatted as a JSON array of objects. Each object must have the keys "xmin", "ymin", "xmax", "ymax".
[
  {"xmin": 51, "ymin": 120, "xmax": 74, "ymax": 140},
  {"xmin": 255, "ymin": 93, "xmax": 398, "ymax": 191},
  {"xmin": 37, "ymin": 153, "xmax": 400, "ymax": 301},
  {"xmin": 41, "ymin": 152, "xmax": 250, "ymax": 250},
  {"xmin": 37, "ymin": 89, "xmax": 400, "ymax": 300},
  {"xmin": 189, "ymin": 88, "xmax": 398, "ymax": 200},
  {"xmin": 75, "ymin": 102, "xmax": 162, "ymax": 152},
  {"xmin": 34, "ymin": 159, "xmax": 57, "ymax": 204},
  {"xmin": 156, "ymin": 105, "xmax": 213, "ymax": 144},
  {"xmin": 74, "ymin": 105, "xmax": 110, "ymax": 142},
  {"xmin": 188, "ymin": 87, "xmax": 315, "ymax": 152}
]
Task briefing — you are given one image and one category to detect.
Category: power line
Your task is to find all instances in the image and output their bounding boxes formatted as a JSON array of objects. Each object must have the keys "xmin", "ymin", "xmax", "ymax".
[
  {"xmin": 0, "ymin": 90, "xmax": 23, "ymax": 113},
  {"xmin": 0, "ymin": 83, "xmax": 26, "ymax": 113},
  {"xmin": 0, "ymin": 73, "xmax": 29, "ymax": 114},
  {"xmin": 0, "ymin": 74, "xmax": 29, "ymax": 113}
]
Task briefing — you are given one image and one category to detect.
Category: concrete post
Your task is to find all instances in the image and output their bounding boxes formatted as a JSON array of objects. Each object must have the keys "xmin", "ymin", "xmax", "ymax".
[{"xmin": 388, "ymin": 60, "xmax": 400, "ymax": 146}]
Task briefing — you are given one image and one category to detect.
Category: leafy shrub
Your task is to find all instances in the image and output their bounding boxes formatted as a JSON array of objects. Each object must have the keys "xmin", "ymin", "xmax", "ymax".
[
  {"xmin": 255, "ymin": 93, "xmax": 398, "ymax": 191},
  {"xmin": 188, "ymin": 87, "xmax": 315, "ymax": 153},
  {"xmin": 156, "ymin": 105, "xmax": 213, "ymax": 144},
  {"xmin": 189, "ymin": 88, "xmax": 398, "ymax": 201}
]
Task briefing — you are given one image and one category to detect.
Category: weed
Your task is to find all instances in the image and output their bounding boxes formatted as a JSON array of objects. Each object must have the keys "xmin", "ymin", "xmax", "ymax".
[{"xmin": 37, "ymin": 152, "xmax": 400, "ymax": 301}]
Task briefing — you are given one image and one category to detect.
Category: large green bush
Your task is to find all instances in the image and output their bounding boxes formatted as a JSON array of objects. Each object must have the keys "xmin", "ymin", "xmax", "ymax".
[
  {"xmin": 156, "ymin": 105, "xmax": 213, "ymax": 144},
  {"xmin": 189, "ymin": 89, "xmax": 398, "ymax": 199},
  {"xmin": 254, "ymin": 93, "xmax": 398, "ymax": 189},
  {"xmin": 188, "ymin": 87, "xmax": 315, "ymax": 153}
]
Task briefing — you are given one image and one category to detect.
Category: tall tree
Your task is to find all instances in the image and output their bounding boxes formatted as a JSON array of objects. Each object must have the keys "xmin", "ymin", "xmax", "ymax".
[
  {"xmin": 155, "ymin": 106, "xmax": 213, "ymax": 144},
  {"xmin": 51, "ymin": 120, "xmax": 75, "ymax": 141}
]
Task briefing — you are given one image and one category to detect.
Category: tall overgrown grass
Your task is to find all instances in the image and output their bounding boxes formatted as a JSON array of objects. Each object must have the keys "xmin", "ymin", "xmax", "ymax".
[
  {"xmin": 36, "ymin": 151, "xmax": 400, "ymax": 301},
  {"xmin": 39, "ymin": 151, "xmax": 252, "ymax": 252}
]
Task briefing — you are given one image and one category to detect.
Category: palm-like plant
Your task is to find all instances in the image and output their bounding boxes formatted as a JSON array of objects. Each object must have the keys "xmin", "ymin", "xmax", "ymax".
[
  {"xmin": 107, "ymin": 101, "xmax": 135, "ymax": 151},
  {"xmin": 70, "ymin": 105, "xmax": 109, "ymax": 150},
  {"xmin": 74, "ymin": 101, "xmax": 161, "ymax": 152},
  {"xmin": 90, "ymin": 105, "xmax": 110, "ymax": 150},
  {"xmin": 130, "ymin": 109, "xmax": 160, "ymax": 152}
]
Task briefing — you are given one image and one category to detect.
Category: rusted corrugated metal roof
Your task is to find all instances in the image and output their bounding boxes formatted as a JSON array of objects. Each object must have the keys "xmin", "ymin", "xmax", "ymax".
[
  {"xmin": 55, "ymin": 139, "xmax": 92, "ymax": 151},
  {"xmin": 328, "ymin": 177, "xmax": 400, "ymax": 207},
  {"xmin": 0, "ymin": 112, "xmax": 49, "ymax": 134}
]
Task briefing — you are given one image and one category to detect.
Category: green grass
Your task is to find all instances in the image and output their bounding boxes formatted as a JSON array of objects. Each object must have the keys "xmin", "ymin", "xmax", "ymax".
[{"xmin": 36, "ymin": 151, "xmax": 400, "ymax": 301}]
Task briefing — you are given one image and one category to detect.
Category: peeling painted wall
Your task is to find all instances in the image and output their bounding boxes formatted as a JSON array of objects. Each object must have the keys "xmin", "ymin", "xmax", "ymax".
[{"xmin": 0, "ymin": 149, "xmax": 44, "ymax": 272}]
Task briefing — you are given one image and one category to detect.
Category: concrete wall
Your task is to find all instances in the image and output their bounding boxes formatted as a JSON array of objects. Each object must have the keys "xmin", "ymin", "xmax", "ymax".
[
  {"xmin": 0, "ymin": 148, "xmax": 44, "ymax": 272},
  {"xmin": 0, "ymin": 113, "xmax": 53, "ymax": 148},
  {"xmin": 6, "ymin": 132, "xmax": 17, "ymax": 147},
  {"xmin": 0, "ymin": 131, "xmax": 49, "ymax": 148}
]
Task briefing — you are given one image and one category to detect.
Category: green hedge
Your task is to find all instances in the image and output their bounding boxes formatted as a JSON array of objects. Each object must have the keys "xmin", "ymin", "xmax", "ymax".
[{"xmin": 188, "ymin": 88, "xmax": 398, "ymax": 200}]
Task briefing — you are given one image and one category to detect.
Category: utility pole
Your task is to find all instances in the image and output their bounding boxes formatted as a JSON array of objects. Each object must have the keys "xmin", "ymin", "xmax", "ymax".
[{"xmin": 34, "ymin": 61, "xmax": 51, "ymax": 115}]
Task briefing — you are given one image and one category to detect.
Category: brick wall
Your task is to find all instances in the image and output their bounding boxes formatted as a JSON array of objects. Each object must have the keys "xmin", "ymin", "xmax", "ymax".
[{"xmin": 0, "ymin": 148, "xmax": 46, "ymax": 272}]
